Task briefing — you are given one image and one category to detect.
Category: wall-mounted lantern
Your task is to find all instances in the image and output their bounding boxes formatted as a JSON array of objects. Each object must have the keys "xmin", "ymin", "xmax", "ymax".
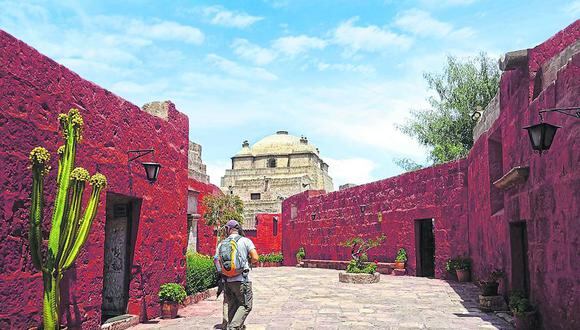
[
  {"xmin": 524, "ymin": 107, "xmax": 579, "ymax": 155},
  {"xmin": 359, "ymin": 204, "xmax": 367, "ymax": 214},
  {"xmin": 311, "ymin": 212, "xmax": 316, "ymax": 220},
  {"xmin": 128, "ymin": 149, "xmax": 161, "ymax": 183}
]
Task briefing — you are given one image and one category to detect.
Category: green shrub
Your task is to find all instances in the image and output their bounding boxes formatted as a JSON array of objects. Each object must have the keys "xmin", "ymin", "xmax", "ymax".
[
  {"xmin": 159, "ymin": 283, "xmax": 187, "ymax": 304},
  {"xmin": 509, "ymin": 291, "xmax": 533, "ymax": 316},
  {"xmin": 395, "ymin": 248, "xmax": 407, "ymax": 262},
  {"xmin": 296, "ymin": 247, "xmax": 305, "ymax": 260},
  {"xmin": 446, "ymin": 256, "xmax": 471, "ymax": 272},
  {"xmin": 346, "ymin": 260, "xmax": 377, "ymax": 274},
  {"xmin": 259, "ymin": 252, "xmax": 283, "ymax": 263},
  {"xmin": 186, "ymin": 252, "xmax": 219, "ymax": 295}
]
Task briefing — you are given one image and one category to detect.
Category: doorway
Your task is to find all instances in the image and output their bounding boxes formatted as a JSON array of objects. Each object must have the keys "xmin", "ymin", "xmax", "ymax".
[
  {"xmin": 510, "ymin": 222, "xmax": 530, "ymax": 295},
  {"xmin": 415, "ymin": 218, "xmax": 435, "ymax": 277},
  {"xmin": 102, "ymin": 193, "xmax": 140, "ymax": 321}
]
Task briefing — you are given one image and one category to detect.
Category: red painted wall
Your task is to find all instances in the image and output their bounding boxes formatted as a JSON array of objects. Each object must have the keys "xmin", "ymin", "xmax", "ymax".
[
  {"xmin": 197, "ymin": 212, "xmax": 283, "ymax": 256},
  {"xmin": 0, "ymin": 30, "xmax": 189, "ymax": 329},
  {"xmin": 281, "ymin": 21, "xmax": 579, "ymax": 329},
  {"xmin": 251, "ymin": 213, "xmax": 282, "ymax": 254},
  {"xmin": 282, "ymin": 160, "xmax": 469, "ymax": 278},
  {"xmin": 188, "ymin": 178, "xmax": 223, "ymax": 255},
  {"xmin": 467, "ymin": 21, "xmax": 579, "ymax": 330}
]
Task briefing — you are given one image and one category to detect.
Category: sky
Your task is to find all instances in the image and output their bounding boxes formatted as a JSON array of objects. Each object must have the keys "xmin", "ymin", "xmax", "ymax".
[{"xmin": 1, "ymin": 0, "xmax": 577, "ymax": 187}]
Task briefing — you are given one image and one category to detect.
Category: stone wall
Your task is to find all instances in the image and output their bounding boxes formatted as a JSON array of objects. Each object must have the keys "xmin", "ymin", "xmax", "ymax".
[
  {"xmin": 280, "ymin": 20, "xmax": 580, "ymax": 330},
  {"xmin": 188, "ymin": 178, "xmax": 223, "ymax": 256},
  {"xmin": 282, "ymin": 160, "xmax": 469, "ymax": 278},
  {"xmin": 188, "ymin": 141, "xmax": 209, "ymax": 184},
  {"xmin": 0, "ymin": 30, "xmax": 189, "ymax": 328},
  {"xmin": 467, "ymin": 20, "xmax": 579, "ymax": 330}
]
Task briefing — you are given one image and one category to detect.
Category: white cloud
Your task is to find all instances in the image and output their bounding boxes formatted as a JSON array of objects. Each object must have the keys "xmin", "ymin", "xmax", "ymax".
[
  {"xmin": 203, "ymin": 6, "xmax": 263, "ymax": 28},
  {"xmin": 333, "ymin": 17, "xmax": 413, "ymax": 55},
  {"xmin": 317, "ymin": 62, "xmax": 375, "ymax": 75},
  {"xmin": 205, "ymin": 160, "xmax": 230, "ymax": 186},
  {"xmin": 326, "ymin": 157, "xmax": 377, "ymax": 186},
  {"xmin": 125, "ymin": 20, "xmax": 204, "ymax": 44},
  {"xmin": 272, "ymin": 35, "xmax": 327, "ymax": 56},
  {"xmin": 206, "ymin": 54, "xmax": 278, "ymax": 81},
  {"xmin": 394, "ymin": 9, "xmax": 474, "ymax": 39},
  {"xmin": 231, "ymin": 38, "xmax": 277, "ymax": 65}
]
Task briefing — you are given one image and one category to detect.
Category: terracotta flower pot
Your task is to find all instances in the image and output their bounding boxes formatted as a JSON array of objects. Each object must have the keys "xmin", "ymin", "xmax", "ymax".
[
  {"xmin": 395, "ymin": 261, "xmax": 405, "ymax": 269},
  {"xmin": 456, "ymin": 269, "xmax": 471, "ymax": 282},
  {"xmin": 515, "ymin": 311, "xmax": 537, "ymax": 330},
  {"xmin": 160, "ymin": 301, "xmax": 179, "ymax": 319}
]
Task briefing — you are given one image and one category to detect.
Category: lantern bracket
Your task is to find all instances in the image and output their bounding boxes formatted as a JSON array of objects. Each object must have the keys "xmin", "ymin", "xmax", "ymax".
[
  {"xmin": 128, "ymin": 149, "xmax": 154, "ymax": 162},
  {"xmin": 538, "ymin": 107, "xmax": 580, "ymax": 122}
]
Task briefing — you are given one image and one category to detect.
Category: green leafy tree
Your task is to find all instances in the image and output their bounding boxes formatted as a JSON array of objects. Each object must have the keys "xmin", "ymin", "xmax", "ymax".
[
  {"xmin": 28, "ymin": 109, "xmax": 107, "ymax": 329},
  {"xmin": 398, "ymin": 52, "xmax": 500, "ymax": 166},
  {"xmin": 341, "ymin": 234, "xmax": 386, "ymax": 270},
  {"xmin": 202, "ymin": 194, "xmax": 244, "ymax": 245}
]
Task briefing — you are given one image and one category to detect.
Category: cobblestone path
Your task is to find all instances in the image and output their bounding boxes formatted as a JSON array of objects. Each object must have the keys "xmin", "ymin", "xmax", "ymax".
[{"xmin": 131, "ymin": 267, "xmax": 512, "ymax": 330}]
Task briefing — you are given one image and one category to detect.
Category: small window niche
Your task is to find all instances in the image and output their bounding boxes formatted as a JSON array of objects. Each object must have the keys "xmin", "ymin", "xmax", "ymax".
[
  {"xmin": 267, "ymin": 158, "xmax": 277, "ymax": 168},
  {"xmin": 290, "ymin": 204, "xmax": 297, "ymax": 220},
  {"xmin": 273, "ymin": 217, "xmax": 278, "ymax": 236},
  {"xmin": 250, "ymin": 193, "xmax": 261, "ymax": 200},
  {"xmin": 488, "ymin": 129, "xmax": 504, "ymax": 214}
]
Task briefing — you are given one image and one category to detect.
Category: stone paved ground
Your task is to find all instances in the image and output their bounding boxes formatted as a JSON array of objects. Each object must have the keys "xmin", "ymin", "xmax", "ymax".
[{"xmin": 131, "ymin": 267, "xmax": 513, "ymax": 330}]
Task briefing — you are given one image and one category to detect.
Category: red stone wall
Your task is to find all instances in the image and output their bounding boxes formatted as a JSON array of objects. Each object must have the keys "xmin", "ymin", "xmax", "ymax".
[
  {"xmin": 197, "ymin": 212, "xmax": 283, "ymax": 256},
  {"xmin": 282, "ymin": 160, "xmax": 469, "ymax": 278},
  {"xmin": 188, "ymin": 178, "xmax": 223, "ymax": 255},
  {"xmin": 281, "ymin": 20, "xmax": 579, "ymax": 329},
  {"xmin": 0, "ymin": 30, "xmax": 189, "ymax": 329},
  {"xmin": 251, "ymin": 213, "xmax": 282, "ymax": 254},
  {"xmin": 467, "ymin": 21, "xmax": 579, "ymax": 330}
]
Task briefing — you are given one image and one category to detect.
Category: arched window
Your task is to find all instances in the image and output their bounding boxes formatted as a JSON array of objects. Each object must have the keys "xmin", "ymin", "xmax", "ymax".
[{"xmin": 267, "ymin": 158, "xmax": 277, "ymax": 168}]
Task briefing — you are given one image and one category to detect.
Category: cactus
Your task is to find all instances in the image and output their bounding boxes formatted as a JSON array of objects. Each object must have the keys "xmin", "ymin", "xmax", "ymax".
[{"xmin": 28, "ymin": 108, "xmax": 107, "ymax": 329}]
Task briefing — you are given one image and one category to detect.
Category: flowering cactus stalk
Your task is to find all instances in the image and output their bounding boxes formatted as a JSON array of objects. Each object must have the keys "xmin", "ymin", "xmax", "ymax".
[{"xmin": 28, "ymin": 109, "xmax": 107, "ymax": 330}]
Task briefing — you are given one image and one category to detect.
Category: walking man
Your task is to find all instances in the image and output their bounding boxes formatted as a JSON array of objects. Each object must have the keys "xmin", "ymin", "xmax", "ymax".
[{"xmin": 215, "ymin": 220, "xmax": 259, "ymax": 330}]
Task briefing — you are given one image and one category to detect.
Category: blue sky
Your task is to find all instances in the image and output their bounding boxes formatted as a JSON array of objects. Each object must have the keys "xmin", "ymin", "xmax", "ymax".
[{"xmin": 1, "ymin": 0, "xmax": 577, "ymax": 187}]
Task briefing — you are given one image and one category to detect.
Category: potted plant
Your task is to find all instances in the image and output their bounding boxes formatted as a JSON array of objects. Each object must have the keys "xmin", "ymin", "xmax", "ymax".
[
  {"xmin": 338, "ymin": 235, "xmax": 386, "ymax": 283},
  {"xmin": 455, "ymin": 257, "xmax": 471, "ymax": 282},
  {"xmin": 158, "ymin": 283, "xmax": 187, "ymax": 319},
  {"xmin": 296, "ymin": 247, "xmax": 306, "ymax": 265},
  {"xmin": 509, "ymin": 291, "xmax": 537, "ymax": 330},
  {"xmin": 395, "ymin": 248, "xmax": 407, "ymax": 269},
  {"xmin": 479, "ymin": 269, "xmax": 504, "ymax": 296}
]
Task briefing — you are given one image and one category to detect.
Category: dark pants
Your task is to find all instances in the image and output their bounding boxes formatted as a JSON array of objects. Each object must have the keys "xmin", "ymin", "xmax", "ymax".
[{"xmin": 222, "ymin": 281, "xmax": 253, "ymax": 330}]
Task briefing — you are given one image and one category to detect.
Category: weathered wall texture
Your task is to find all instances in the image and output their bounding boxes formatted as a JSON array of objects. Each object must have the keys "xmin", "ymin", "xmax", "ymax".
[
  {"xmin": 467, "ymin": 21, "xmax": 579, "ymax": 330},
  {"xmin": 0, "ymin": 30, "xmax": 189, "ymax": 329},
  {"xmin": 281, "ymin": 20, "xmax": 579, "ymax": 330},
  {"xmin": 282, "ymin": 160, "xmax": 469, "ymax": 278}
]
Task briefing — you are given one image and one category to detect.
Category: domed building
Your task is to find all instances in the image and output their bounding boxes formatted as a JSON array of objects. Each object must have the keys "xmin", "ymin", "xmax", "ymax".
[{"xmin": 221, "ymin": 131, "xmax": 334, "ymax": 228}]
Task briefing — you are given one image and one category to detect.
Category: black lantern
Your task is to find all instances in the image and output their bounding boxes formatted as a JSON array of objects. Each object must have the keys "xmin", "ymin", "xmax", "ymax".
[
  {"xmin": 128, "ymin": 149, "xmax": 161, "ymax": 184},
  {"xmin": 359, "ymin": 204, "xmax": 367, "ymax": 214},
  {"xmin": 142, "ymin": 162, "xmax": 161, "ymax": 183},
  {"xmin": 311, "ymin": 212, "xmax": 316, "ymax": 220},
  {"xmin": 523, "ymin": 122, "xmax": 560, "ymax": 155}
]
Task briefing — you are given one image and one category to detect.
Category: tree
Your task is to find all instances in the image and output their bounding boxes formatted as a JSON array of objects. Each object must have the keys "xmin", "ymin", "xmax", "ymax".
[
  {"xmin": 202, "ymin": 194, "xmax": 244, "ymax": 245},
  {"xmin": 398, "ymin": 52, "xmax": 500, "ymax": 165}
]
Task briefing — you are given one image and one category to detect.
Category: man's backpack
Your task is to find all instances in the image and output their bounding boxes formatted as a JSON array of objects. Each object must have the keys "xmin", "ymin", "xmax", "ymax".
[{"xmin": 218, "ymin": 236, "xmax": 245, "ymax": 277}]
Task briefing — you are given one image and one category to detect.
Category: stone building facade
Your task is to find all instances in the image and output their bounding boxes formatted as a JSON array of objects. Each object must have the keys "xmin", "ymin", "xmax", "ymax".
[{"xmin": 221, "ymin": 131, "xmax": 333, "ymax": 229}]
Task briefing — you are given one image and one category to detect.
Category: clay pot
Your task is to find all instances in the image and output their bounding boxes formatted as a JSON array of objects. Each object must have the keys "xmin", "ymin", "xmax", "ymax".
[
  {"xmin": 515, "ymin": 311, "xmax": 537, "ymax": 330},
  {"xmin": 456, "ymin": 269, "xmax": 471, "ymax": 282},
  {"xmin": 394, "ymin": 261, "xmax": 405, "ymax": 270},
  {"xmin": 160, "ymin": 301, "xmax": 179, "ymax": 319},
  {"xmin": 480, "ymin": 281, "xmax": 499, "ymax": 296}
]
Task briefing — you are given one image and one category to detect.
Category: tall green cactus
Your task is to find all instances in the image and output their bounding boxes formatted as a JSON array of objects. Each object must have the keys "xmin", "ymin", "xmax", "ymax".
[{"xmin": 28, "ymin": 108, "xmax": 107, "ymax": 330}]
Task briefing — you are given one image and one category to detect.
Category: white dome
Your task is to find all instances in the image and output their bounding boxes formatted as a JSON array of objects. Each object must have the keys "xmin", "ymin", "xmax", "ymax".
[{"xmin": 235, "ymin": 131, "xmax": 318, "ymax": 156}]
